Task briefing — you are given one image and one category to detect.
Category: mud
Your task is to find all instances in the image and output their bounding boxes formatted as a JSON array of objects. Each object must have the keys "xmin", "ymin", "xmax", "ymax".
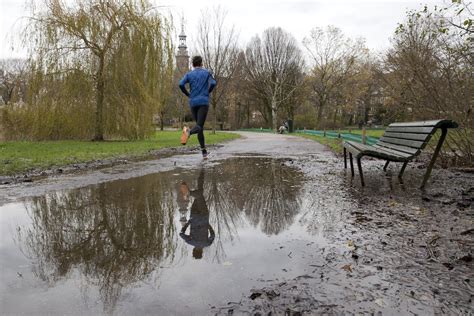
[
  {"xmin": 218, "ymin": 156, "xmax": 473, "ymax": 315},
  {"xmin": 0, "ymin": 132, "xmax": 472, "ymax": 315}
]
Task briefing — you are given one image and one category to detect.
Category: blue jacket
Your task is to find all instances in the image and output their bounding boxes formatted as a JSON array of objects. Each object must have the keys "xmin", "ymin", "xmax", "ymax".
[{"xmin": 179, "ymin": 68, "xmax": 217, "ymax": 107}]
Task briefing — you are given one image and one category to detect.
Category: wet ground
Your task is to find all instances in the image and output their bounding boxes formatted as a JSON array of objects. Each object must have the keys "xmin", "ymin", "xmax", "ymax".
[{"xmin": 0, "ymin": 132, "xmax": 472, "ymax": 315}]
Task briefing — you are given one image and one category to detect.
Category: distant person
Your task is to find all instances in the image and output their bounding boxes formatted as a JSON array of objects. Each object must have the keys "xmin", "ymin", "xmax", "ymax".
[
  {"xmin": 278, "ymin": 121, "xmax": 288, "ymax": 134},
  {"xmin": 179, "ymin": 168, "xmax": 215, "ymax": 259},
  {"xmin": 179, "ymin": 56, "xmax": 217, "ymax": 159}
]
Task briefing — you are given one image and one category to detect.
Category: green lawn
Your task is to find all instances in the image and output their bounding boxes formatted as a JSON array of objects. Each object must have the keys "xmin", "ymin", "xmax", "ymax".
[
  {"xmin": 0, "ymin": 131, "xmax": 239, "ymax": 175},
  {"xmin": 299, "ymin": 134, "xmax": 343, "ymax": 153}
]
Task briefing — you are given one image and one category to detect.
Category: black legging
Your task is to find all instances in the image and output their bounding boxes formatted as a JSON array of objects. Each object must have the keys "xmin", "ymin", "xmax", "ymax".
[{"xmin": 190, "ymin": 105, "xmax": 209, "ymax": 149}]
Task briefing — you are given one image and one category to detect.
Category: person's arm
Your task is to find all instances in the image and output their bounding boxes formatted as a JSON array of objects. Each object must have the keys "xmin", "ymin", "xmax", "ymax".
[
  {"xmin": 180, "ymin": 221, "xmax": 190, "ymax": 235},
  {"xmin": 179, "ymin": 74, "xmax": 190, "ymax": 97},
  {"xmin": 208, "ymin": 73, "xmax": 216, "ymax": 93},
  {"xmin": 208, "ymin": 225, "xmax": 215, "ymax": 243},
  {"xmin": 179, "ymin": 222, "xmax": 192, "ymax": 243}
]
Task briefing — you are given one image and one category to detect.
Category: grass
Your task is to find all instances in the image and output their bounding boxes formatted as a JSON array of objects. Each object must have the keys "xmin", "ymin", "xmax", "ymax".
[
  {"xmin": 0, "ymin": 131, "xmax": 239, "ymax": 176},
  {"xmin": 298, "ymin": 134, "xmax": 343, "ymax": 153}
]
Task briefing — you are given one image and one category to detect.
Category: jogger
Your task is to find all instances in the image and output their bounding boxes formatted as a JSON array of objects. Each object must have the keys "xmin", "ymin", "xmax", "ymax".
[{"xmin": 178, "ymin": 55, "xmax": 216, "ymax": 158}]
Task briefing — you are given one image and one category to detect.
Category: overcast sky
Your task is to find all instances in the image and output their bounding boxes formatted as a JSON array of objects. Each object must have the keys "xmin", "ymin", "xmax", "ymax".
[{"xmin": 0, "ymin": 0, "xmax": 445, "ymax": 59}]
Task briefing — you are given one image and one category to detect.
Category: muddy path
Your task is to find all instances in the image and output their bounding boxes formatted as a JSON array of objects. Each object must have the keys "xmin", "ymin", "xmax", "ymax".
[
  {"xmin": 0, "ymin": 132, "xmax": 325, "ymax": 205},
  {"xmin": 0, "ymin": 132, "xmax": 472, "ymax": 315}
]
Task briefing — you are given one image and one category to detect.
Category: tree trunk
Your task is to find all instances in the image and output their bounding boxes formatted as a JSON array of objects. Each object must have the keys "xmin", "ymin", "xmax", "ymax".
[
  {"xmin": 271, "ymin": 97, "xmax": 278, "ymax": 132},
  {"xmin": 236, "ymin": 102, "xmax": 241, "ymax": 129},
  {"xmin": 93, "ymin": 55, "xmax": 105, "ymax": 141},
  {"xmin": 212, "ymin": 99, "xmax": 217, "ymax": 134},
  {"xmin": 160, "ymin": 111, "xmax": 164, "ymax": 131},
  {"xmin": 316, "ymin": 102, "xmax": 324, "ymax": 125},
  {"xmin": 247, "ymin": 101, "xmax": 250, "ymax": 128}
]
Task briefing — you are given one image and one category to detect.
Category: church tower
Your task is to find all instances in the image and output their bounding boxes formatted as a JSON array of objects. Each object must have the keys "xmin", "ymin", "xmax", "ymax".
[
  {"xmin": 175, "ymin": 19, "xmax": 190, "ymax": 127},
  {"xmin": 176, "ymin": 21, "xmax": 189, "ymax": 75}
]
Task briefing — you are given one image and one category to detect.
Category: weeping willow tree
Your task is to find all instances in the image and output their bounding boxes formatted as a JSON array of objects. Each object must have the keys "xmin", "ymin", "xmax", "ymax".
[
  {"xmin": 105, "ymin": 4, "xmax": 175, "ymax": 139},
  {"xmin": 2, "ymin": 0, "xmax": 174, "ymax": 140}
]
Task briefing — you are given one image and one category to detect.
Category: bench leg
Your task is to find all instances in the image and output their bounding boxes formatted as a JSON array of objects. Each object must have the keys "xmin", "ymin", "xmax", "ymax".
[
  {"xmin": 349, "ymin": 153, "xmax": 355, "ymax": 177},
  {"xmin": 383, "ymin": 161, "xmax": 390, "ymax": 171},
  {"xmin": 398, "ymin": 161, "xmax": 408, "ymax": 179},
  {"xmin": 344, "ymin": 147, "xmax": 347, "ymax": 169},
  {"xmin": 421, "ymin": 127, "xmax": 448, "ymax": 189},
  {"xmin": 357, "ymin": 156, "xmax": 365, "ymax": 186}
]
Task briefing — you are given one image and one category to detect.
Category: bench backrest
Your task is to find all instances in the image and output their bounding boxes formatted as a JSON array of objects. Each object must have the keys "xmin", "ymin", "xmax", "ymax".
[{"xmin": 375, "ymin": 120, "xmax": 458, "ymax": 157}]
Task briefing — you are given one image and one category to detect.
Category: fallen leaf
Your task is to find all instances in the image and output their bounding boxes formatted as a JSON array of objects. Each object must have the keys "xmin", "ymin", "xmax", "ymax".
[
  {"xmin": 249, "ymin": 292, "xmax": 262, "ymax": 300},
  {"xmin": 342, "ymin": 264, "xmax": 352, "ymax": 273},
  {"xmin": 374, "ymin": 298, "xmax": 385, "ymax": 307},
  {"xmin": 388, "ymin": 201, "xmax": 398, "ymax": 207}
]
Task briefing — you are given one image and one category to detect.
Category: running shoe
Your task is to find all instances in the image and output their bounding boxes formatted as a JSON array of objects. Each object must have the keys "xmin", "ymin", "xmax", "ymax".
[
  {"xmin": 202, "ymin": 149, "xmax": 209, "ymax": 159},
  {"xmin": 180, "ymin": 126, "xmax": 190, "ymax": 145}
]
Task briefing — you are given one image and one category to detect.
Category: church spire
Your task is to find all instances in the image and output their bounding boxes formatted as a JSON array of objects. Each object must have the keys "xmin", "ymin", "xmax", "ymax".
[
  {"xmin": 177, "ymin": 17, "xmax": 188, "ymax": 56},
  {"xmin": 176, "ymin": 17, "xmax": 190, "ymax": 74}
]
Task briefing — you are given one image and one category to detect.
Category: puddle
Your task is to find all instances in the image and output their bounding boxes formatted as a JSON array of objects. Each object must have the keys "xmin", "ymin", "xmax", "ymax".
[
  {"xmin": 0, "ymin": 157, "xmax": 336, "ymax": 315},
  {"xmin": 1, "ymin": 155, "xmax": 472, "ymax": 315}
]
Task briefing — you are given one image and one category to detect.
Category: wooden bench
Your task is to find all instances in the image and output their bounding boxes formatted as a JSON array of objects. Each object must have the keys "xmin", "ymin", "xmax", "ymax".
[{"xmin": 343, "ymin": 120, "xmax": 458, "ymax": 189}]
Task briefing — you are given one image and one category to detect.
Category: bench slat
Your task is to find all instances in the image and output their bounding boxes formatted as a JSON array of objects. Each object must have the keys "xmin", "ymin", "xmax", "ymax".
[
  {"xmin": 370, "ymin": 145, "xmax": 413, "ymax": 159},
  {"xmin": 375, "ymin": 141, "xmax": 419, "ymax": 155},
  {"xmin": 389, "ymin": 120, "xmax": 444, "ymax": 127},
  {"xmin": 379, "ymin": 136, "xmax": 426, "ymax": 149},
  {"xmin": 344, "ymin": 141, "xmax": 412, "ymax": 160},
  {"xmin": 385, "ymin": 126, "xmax": 435, "ymax": 134},
  {"xmin": 383, "ymin": 132, "xmax": 432, "ymax": 142}
]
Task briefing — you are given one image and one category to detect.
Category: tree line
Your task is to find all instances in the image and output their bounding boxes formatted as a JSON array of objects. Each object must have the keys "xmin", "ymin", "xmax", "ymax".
[{"xmin": 0, "ymin": 0, "xmax": 472, "ymax": 164}]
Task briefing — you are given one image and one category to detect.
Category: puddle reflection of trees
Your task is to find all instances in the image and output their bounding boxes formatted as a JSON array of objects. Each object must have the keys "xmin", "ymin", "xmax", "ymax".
[
  {"xmin": 16, "ymin": 158, "xmax": 304, "ymax": 313},
  {"xmin": 204, "ymin": 158, "xmax": 304, "ymax": 261},
  {"xmin": 18, "ymin": 175, "xmax": 176, "ymax": 314}
]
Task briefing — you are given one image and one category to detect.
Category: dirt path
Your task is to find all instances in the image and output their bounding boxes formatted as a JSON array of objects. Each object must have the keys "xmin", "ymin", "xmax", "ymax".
[
  {"xmin": 0, "ymin": 132, "xmax": 472, "ymax": 315},
  {"xmin": 0, "ymin": 132, "xmax": 327, "ymax": 205}
]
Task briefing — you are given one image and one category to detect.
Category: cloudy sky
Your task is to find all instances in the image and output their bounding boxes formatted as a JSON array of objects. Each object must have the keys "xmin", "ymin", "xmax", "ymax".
[{"xmin": 0, "ymin": 0, "xmax": 445, "ymax": 59}]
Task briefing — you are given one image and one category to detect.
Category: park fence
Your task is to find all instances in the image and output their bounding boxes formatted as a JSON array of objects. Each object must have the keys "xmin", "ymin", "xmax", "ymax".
[
  {"xmin": 295, "ymin": 130, "xmax": 379, "ymax": 145},
  {"xmin": 239, "ymin": 128, "xmax": 380, "ymax": 145}
]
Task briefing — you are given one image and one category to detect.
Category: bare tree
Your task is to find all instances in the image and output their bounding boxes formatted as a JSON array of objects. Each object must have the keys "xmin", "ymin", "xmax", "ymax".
[
  {"xmin": 385, "ymin": 6, "xmax": 473, "ymax": 165},
  {"xmin": 424, "ymin": 0, "xmax": 473, "ymax": 35},
  {"xmin": 195, "ymin": 6, "xmax": 240, "ymax": 133},
  {"xmin": 0, "ymin": 59, "xmax": 27, "ymax": 105},
  {"xmin": 245, "ymin": 27, "xmax": 304, "ymax": 131},
  {"xmin": 303, "ymin": 26, "xmax": 367, "ymax": 127}
]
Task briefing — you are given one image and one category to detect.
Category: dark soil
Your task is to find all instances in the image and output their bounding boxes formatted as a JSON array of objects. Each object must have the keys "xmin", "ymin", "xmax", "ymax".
[{"xmin": 214, "ymin": 154, "xmax": 474, "ymax": 315}]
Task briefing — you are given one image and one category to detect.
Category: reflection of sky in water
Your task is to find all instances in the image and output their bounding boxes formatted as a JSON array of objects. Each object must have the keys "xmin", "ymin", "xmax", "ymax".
[{"xmin": 0, "ymin": 158, "xmax": 345, "ymax": 314}]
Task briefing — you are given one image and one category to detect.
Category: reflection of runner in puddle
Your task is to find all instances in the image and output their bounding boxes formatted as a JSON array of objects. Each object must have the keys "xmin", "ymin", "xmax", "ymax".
[{"xmin": 179, "ymin": 168, "xmax": 215, "ymax": 259}]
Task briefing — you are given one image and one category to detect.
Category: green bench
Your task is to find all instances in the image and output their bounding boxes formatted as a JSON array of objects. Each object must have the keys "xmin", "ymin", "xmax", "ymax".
[{"xmin": 343, "ymin": 120, "xmax": 458, "ymax": 189}]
